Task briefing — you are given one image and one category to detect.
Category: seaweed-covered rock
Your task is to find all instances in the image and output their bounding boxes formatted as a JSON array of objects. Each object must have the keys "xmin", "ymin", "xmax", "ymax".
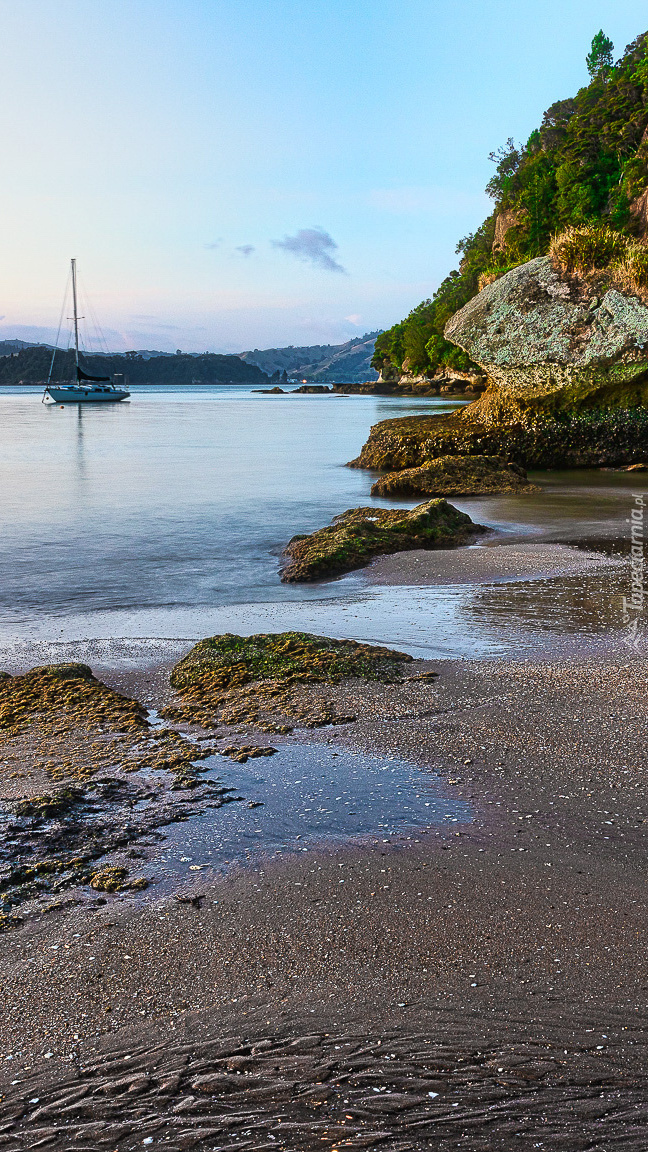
[
  {"xmin": 370, "ymin": 454, "xmax": 539, "ymax": 498},
  {"xmin": 281, "ymin": 500, "xmax": 484, "ymax": 582},
  {"xmin": 349, "ymin": 403, "xmax": 648, "ymax": 472},
  {"xmin": 0, "ymin": 662, "xmax": 147, "ymax": 738},
  {"xmin": 444, "ymin": 256, "xmax": 648, "ymax": 415},
  {"xmin": 171, "ymin": 632, "xmax": 412, "ymax": 695}
]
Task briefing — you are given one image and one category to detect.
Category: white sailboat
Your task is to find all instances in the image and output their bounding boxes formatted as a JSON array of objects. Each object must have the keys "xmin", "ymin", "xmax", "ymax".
[{"xmin": 44, "ymin": 259, "xmax": 130, "ymax": 403}]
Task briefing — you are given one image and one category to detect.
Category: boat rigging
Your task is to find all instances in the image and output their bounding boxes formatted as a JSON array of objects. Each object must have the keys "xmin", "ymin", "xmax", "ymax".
[{"xmin": 43, "ymin": 259, "xmax": 130, "ymax": 404}]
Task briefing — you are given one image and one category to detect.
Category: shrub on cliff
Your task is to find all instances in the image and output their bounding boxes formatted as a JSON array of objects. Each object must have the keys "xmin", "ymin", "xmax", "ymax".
[
  {"xmin": 548, "ymin": 222, "xmax": 648, "ymax": 301},
  {"xmin": 549, "ymin": 223, "xmax": 630, "ymax": 276},
  {"xmin": 616, "ymin": 241, "xmax": 648, "ymax": 296}
]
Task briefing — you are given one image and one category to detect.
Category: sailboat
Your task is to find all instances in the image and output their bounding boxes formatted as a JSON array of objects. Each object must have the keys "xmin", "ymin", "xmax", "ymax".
[{"xmin": 44, "ymin": 259, "xmax": 130, "ymax": 403}]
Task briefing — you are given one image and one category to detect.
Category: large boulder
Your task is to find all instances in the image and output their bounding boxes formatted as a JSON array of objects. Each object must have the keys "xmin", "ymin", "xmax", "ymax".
[
  {"xmin": 349, "ymin": 255, "xmax": 648, "ymax": 474},
  {"xmin": 444, "ymin": 255, "xmax": 648, "ymax": 416}
]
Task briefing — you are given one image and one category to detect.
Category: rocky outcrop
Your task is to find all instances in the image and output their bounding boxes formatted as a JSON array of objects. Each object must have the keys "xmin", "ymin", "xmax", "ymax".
[
  {"xmin": 370, "ymin": 455, "xmax": 539, "ymax": 498},
  {"xmin": 349, "ymin": 407, "xmax": 648, "ymax": 471},
  {"xmin": 492, "ymin": 209, "xmax": 524, "ymax": 254},
  {"xmin": 252, "ymin": 384, "xmax": 333, "ymax": 394},
  {"xmin": 281, "ymin": 500, "xmax": 484, "ymax": 582},
  {"xmin": 333, "ymin": 375, "xmax": 485, "ymax": 398},
  {"xmin": 351, "ymin": 256, "xmax": 648, "ymax": 473},
  {"xmin": 444, "ymin": 256, "xmax": 648, "ymax": 417}
]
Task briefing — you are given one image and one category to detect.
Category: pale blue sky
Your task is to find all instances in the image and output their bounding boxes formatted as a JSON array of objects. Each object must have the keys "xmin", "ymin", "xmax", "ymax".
[{"xmin": 1, "ymin": 0, "xmax": 647, "ymax": 352}]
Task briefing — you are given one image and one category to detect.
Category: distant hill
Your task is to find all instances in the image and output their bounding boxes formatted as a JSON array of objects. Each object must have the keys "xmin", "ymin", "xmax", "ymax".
[
  {"xmin": 0, "ymin": 332, "xmax": 383, "ymax": 383},
  {"xmin": 0, "ymin": 339, "xmax": 53, "ymax": 355},
  {"xmin": 0, "ymin": 347, "xmax": 269, "ymax": 385},
  {"xmin": 240, "ymin": 332, "xmax": 381, "ymax": 382}
]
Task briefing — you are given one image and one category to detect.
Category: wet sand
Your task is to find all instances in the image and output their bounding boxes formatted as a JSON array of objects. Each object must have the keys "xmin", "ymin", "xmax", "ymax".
[
  {"xmin": 2, "ymin": 647, "xmax": 648, "ymax": 1149},
  {"xmin": 363, "ymin": 539, "xmax": 627, "ymax": 585}
]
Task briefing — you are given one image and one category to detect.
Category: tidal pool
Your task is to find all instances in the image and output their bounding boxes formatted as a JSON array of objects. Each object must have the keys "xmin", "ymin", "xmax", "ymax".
[{"xmin": 152, "ymin": 741, "xmax": 471, "ymax": 881}]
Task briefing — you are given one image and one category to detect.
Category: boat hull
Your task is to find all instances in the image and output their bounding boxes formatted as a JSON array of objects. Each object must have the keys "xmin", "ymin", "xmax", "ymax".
[{"xmin": 46, "ymin": 386, "xmax": 130, "ymax": 403}]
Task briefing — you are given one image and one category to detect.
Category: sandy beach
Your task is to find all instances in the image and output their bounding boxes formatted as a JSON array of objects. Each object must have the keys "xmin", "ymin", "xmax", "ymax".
[
  {"xmin": 1, "ymin": 623, "xmax": 647, "ymax": 1148},
  {"xmin": 0, "ymin": 413, "xmax": 643, "ymax": 1149}
]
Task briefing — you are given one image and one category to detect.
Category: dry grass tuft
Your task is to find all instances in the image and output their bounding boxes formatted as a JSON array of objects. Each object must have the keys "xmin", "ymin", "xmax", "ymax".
[
  {"xmin": 549, "ymin": 223, "xmax": 629, "ymax": 276},
  {"xmin": 548, "ymin": 223, "xmax": 648, "ymax": 304},
  {"xmin": 615, "ymin": 242, "xmax": 648, "ymax": 297}
]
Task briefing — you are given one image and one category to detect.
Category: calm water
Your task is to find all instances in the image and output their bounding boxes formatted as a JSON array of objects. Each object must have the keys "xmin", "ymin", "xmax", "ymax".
[
  {"xmin": 0, "ymin": 386, "xmax": 462, "ymax": 621},
  {"xmin": 0, "ymin": 385, "xmax": 644, "ymax": 658},
  {"xmin": 153, "ymin": 741, "xmax": 472, "ymax": 881}
]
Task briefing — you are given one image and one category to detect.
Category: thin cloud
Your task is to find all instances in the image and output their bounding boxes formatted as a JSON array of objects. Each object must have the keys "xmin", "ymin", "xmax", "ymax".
[
  {"xmin": 272, "ymin": 227, "xmax": 346, "ymax": 273},
  {"xmin": 236, "ymin": 244, "xmax": 255, "ymax": 257},
  {"xmin": 204, "ymin": 239, "xmax": 223, "ymax": 250}
]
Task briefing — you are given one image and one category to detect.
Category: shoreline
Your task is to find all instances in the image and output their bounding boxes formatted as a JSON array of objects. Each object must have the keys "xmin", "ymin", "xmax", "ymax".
[
  {"xmin": 1, "ymin": 513, "xmax": 647, "ymax": 1146},
  {"xmin": 0, "ymin": 536, "xmax": 631, "ymax": 676}
]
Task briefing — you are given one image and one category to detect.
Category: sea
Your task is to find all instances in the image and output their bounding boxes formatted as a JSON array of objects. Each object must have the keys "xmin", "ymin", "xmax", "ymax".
[
  {"xmin": 0, "ymin": 383, "xmax": 643, "ymax": 867},
  {"xmin": 0, "ymin": 384, "xmax": 642, "ymax": 664}
]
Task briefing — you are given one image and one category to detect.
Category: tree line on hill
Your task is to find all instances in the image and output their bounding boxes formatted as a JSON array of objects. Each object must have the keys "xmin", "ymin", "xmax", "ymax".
[{"xmin": 0, "ymin": 347, "xmax": 269, "ymax": 385}]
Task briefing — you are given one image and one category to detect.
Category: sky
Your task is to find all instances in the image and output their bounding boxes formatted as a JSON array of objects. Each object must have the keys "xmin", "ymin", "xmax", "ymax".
[{"xmin": 1, "ymin": 0, "xmax": 647, "ymax": 353}]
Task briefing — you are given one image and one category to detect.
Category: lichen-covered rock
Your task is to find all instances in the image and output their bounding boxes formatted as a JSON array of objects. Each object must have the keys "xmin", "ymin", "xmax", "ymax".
[
  {"xmin": 444, "ymin": 255, "xmax": 648, "ymax": 414},
  {"xmin": 370, "ymin": 455, "xmax": 539, "ymax": 498},
  {"xmin": 281, "ymin": 500, "xmax": 484, "ymax": 582},
  {"xmin": 349, "ymin": 256, "xmax": 648, "ymax": 474}
]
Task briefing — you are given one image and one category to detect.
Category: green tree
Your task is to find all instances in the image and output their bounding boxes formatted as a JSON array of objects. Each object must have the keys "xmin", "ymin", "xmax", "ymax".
[{"xmin": 586, "ymin": 31, "xmax": 614, "ymax": 79}]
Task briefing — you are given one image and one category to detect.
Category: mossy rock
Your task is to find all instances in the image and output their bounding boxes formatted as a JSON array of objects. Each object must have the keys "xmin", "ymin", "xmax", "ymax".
[
  {"xmin": 89, "ymin": 866, "xmax": 128, "ymax": 892},
  {"xmin": 371, "ymin": 454, "xmax": 540, "ymax": 497},
  {"xmin": 351, "ymin": 406, "xmax": 648, "ymax": 471},
  {"xmin": 281, "ymin": 499, "xmax": 484, "ymax": 582},
  {"xmin": 0, "ymin": 662, "xmax": 148, "ymax": 736},
  {"xmin": 171, "ymin": 632, "xmax": 413, "ymax": 700}
]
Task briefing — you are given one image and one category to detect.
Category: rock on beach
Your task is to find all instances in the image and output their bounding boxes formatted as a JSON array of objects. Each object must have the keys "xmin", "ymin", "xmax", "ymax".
[
  {"xmin": 444, "ymin": 254, "xmax": 648, "ymax": 415},
  {"xmin": 281, "ymin": 499, "xmax": 485, "ymax": 582},
  {"xmin": 350, "ymin": 255, "xmax": 648, "ymax": 473}
]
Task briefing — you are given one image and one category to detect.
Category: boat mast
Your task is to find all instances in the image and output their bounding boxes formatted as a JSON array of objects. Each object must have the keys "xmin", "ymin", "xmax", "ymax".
[{"xmin": 71, "ymin": 258, "xmax": 80, "ymax": 372}]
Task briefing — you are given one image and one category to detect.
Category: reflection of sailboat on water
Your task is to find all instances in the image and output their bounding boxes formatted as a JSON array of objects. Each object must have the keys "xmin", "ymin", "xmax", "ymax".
[{"xmin": 43, "ymin": 259, "xmax": 130, "ymax": 404}]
